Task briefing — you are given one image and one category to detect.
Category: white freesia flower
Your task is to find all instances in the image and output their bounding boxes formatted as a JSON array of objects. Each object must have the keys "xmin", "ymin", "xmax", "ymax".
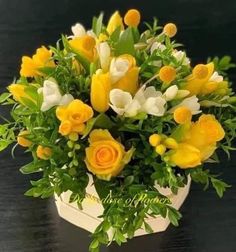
[
  {"xmin": 142, "ymin": 96, "xmax": 166, "ymax": 116},
  {"xmin": 71, "ymin": 23, "xmax": 86, "ymax": 38},
  {"xmin": 38, "ymin": 79, "xmax": 74, "ymax": 112},
  {"xmin": 150, "ymin": 42, "xmax": 166, "ymax": 54},
  {"xmin": 109, "ymin": 57, "xmax": 130, "ymax": 84},
  {"xmin": 170, "ymin": 95, "xmax": 201, "ymax": 115},
  {"xmin": 163, "ymin": 85, "xmax": 190, "ymax": 101},
  {"xmin": 96, "ymin": 42, "xmax": 111, "ymax": 72},
  {"xmin": 109, "ymin": 89, "xmax": 141, "ymax": 117},
  {"xmin": 172, "ymin": 50, "xmax": 190, "ymax": 65},
  {"xmin": 109, "ymin": 86, "xmax": 166, "ymax": 117},
  {"xmin": 209, "ymin": 71, "xmax": 223, "ymax": 82}
]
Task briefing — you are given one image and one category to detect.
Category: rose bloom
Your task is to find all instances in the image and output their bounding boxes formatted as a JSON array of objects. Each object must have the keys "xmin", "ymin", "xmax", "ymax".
[{"xmin": 85, "ymin": 129, "xmax": 133, "ymax": 181}]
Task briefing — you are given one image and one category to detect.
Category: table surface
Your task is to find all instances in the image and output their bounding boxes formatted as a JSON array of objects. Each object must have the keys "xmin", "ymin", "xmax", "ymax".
[{"xmin": 0, "ymin": 1, "xmax": 236, "ymax": 252}]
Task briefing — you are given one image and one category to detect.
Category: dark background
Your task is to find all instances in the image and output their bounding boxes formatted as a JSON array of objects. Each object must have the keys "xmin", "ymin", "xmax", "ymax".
[{"xmin": 0, "ymin": 0, "xmax": 236, "ymax": 251}]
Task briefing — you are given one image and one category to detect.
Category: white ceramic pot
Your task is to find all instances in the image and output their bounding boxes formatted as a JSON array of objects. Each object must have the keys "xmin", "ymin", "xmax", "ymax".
[{"xmin": 55, "ymin": 175, "xmax": 191, "ymax": 236}]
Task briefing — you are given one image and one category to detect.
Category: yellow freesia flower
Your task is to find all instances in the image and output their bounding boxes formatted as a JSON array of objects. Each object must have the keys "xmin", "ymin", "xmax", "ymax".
[
  {"xmin": 69, "ymin": 35, "xmax": 96, "ymax": 62},
  {"xmin": 8, "ymin": 84, "xmax": 35, "ymax": 105},
  {"xmin": 17, "ymin": 130, "xmax": 32, "ymax": 148},
  {"xmin": 184, "ymin": 62, "xmax": 226, "ymax": 95},
  {"xmin": 184, "ymin": 114, "xmax": 225, "ymax": 160},
  {"xmin": 107, "ymin": 11, "xmax": 124, "ymax": 35},
  {"xmin": 20, "ymin": 46, "xmax": 55, "ymax": 78},
  {"xmin": 85, "ymin": 129, "xmax": 133, "ymax": 181},
  {"xmin": 169, "ymin": 143, "xmax": 201, "ymax": 169},
  {"xmin": 56, "ymin": 99, "xmax": 94, "ymax": 136},
  {"xmin": 36, "ymin": 145, "xmax": 52, "ymax": 160}
]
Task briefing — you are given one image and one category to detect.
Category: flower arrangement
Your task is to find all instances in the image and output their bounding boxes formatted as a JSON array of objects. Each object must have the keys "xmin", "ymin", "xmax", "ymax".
[{"xmin": 0, "ymin": 9, "xmax": 236, "ymax": 251}]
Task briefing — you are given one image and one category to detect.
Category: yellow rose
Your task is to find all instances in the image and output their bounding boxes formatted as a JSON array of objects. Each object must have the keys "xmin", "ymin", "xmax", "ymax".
[
  {"xmin": 90, "ymin": 71, "xmax": 111, "ymax": 112},
  {"xmin": 169, "ymin": 143, "xmax": 201, "ymax": 169},
  {"xmin": 20, "ymin": 46, "xmax": 55, "ymax": 78},
  {"xmin": 85, "ymin": 129, "xmax": 134, "ymax": 181},
  {"xmin": 56, "ymin": 99, "xmax": 93, "ymax": 136},
  {"xmin": 8, "ymin": 84, "xmax": 35, "ymax": 105},
  {"xmin": 107, "ymin": 11, "xmax": 124, "ymax": 35},
  {"xmin": 36, "ymin": 145, "xmax": 52, "ymax": 160},
  {"xmin": 17, "ymin": 130, "xmax": 32, "ymax": 148},
  {"xmin": 69, "ymin": 35, "xmax": 96, "ymax": 62}
]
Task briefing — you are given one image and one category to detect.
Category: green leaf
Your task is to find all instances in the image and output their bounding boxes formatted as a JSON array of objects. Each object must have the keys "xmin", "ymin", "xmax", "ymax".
[
  {"xmin": 0, "ymin": 93, "xmax": 11, "ymax": 103},
  {"xmin": 144, "ymin": 221, "xmax": 153, "ymax": 234},
  {"xmin": 211, "ymin": 177, "xmax": 231, "ymax": 198},
  {"xmin": 20, "ymin": 160, "xmax": 48, "ymax": 174},
  {"xmin": 0, "ymin": 139, "xmax": 11, "ymax": 151},
  {"xmin": 82, "ymin": 113, "xmax": 114, "ymax": 139},
  {"xmin": 168, "ymin": 206, "xmax": 182, "ymax": 226},
  {"xmin": 92, "ymin": 13, "xmax": 104, "ymax": 36},
  {"xmin": 124, "ymin": 175, "xmax": 134, "ymax": 186},
  {"xmin": 114, "ymin": 27, "xmax": 135, "ymax": 56}
]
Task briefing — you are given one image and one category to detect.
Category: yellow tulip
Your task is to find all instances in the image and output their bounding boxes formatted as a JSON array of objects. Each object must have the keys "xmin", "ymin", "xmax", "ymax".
[
  {"xmin": 90, "ymin": 71, "xmax": 111, "ymax": 112},
  {"xmin": 85, "ymin": 129, "xmax": 133, "ymax": 180},
  {"xmin": 107, "ymin": 11, "xmax": 124, "ymax": 35},
  {"xmin": 69, "ymin": 35, "xmax": 96, "ymax": 62},
  {"xmin": 111, "ymin": 54, "xmax": 139, "ymax": 95}
]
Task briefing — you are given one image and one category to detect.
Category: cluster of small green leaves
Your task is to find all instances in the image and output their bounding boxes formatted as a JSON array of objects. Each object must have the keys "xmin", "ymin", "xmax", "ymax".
[{"xmin": 89, "ymin": 178, "xmax": 181, "ymax": 252}]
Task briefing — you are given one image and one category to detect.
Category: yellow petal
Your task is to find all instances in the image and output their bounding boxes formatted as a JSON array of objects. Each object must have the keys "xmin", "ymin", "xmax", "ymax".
[
  {"xmin": 107, "ymin": 11, "xmax": 124, "ymax": 35},
  {"xmin": 91, "ymin": 72, "xmax": 111, "ymax": 112},
  {"xmin": 89, "ymin": 129, "xmax": 114, "ymax": 143},
  {"xmin": 114, "ymin": 67, "xmax": 139, "ymax": 95},
  {"xmin": 170, "ymin": 143, "xmax": 201, "ymax": 169}
]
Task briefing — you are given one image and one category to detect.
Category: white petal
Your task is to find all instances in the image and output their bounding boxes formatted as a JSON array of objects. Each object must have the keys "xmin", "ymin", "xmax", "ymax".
[
  {"xmin": 97, "ymin": 42, "xmax": 111, "ymax": 72},
  {"xmin": 175, "ymin": 90, "xmax": 190, "ymax": 99},
  {"xmin": 60, "ymin": 94, "xmax": 74, "ymax": 106},
  {"xmin": 110, "ymin": 58, "xmax": 130, "ymax": 83},
  {"xmin": 40, "ymin": 80, "xmax": 62, "ymax": 112},
  {"xmin": 169, "ymin": 96, "xmax": 201, "ymax": 115},
  {"xmin": 110, "ymin": 89, "xmax": 132, "ymax": 107},
  {"xmin": 143, "ymin": 97, "xmax": 166, "ymax": 116},
  {"xmin": 144, "ymin": 86, "xmax": 162, "ymax": 99},
  {"xmin": 124, "ymin": 100, "xmax": 141, "ymax": 117},
  {"xmin": 164, "ymin": 85, "xmax": 178, "ymax": 101},
  {"xmin": 71, "ymin": 23, "xmax": 86, "ymax": 37},
  {"xmin": 150, "ymin": 42, "xmax": 166, "ymax": 54},
  {"xmin": 209, "ymin": 71, "xmax": 223, "ymax": 82}
]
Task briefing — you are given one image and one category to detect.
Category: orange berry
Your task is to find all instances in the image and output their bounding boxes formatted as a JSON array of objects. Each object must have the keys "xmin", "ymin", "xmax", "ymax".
[
  {"xmin": 163, "ymin": 23, "xmax": 177, "ymax": 38},
  {"xmin": 174, "ymin": 106, "xmax": 192, "ymax": 124},
  {"xmin": 149, "ymin": 134, "xmax": 162, "ymax": 147},
  {"xmin": 124, "ymin": 9, "xmax": 141, "ymax": 27},
  {"xmin": 159, "ymin": 66, "xmax": 176, "ymax": 84}
]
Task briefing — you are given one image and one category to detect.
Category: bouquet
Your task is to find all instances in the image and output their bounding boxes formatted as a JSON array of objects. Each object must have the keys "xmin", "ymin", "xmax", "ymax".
[{"xmin": 0, "ymin": 9, "xmax": 235, "ymax": 252}]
